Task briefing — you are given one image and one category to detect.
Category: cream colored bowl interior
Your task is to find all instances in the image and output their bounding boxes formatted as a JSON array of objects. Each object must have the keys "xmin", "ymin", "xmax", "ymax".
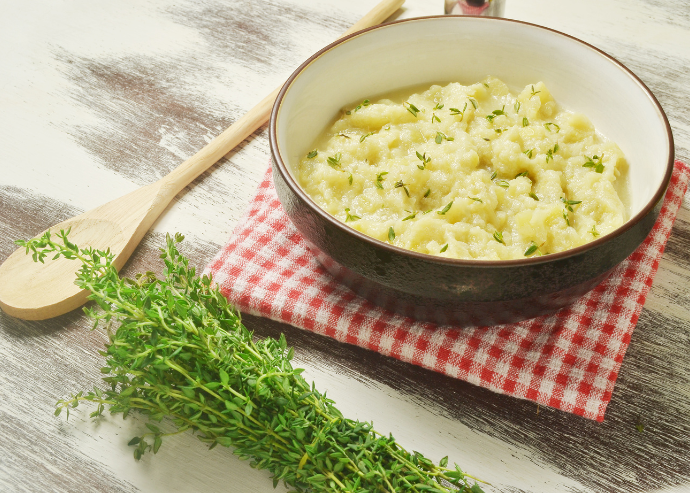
[{"xmin": 275, "ymin": 17, "xmax": 671, "ymax": 219}]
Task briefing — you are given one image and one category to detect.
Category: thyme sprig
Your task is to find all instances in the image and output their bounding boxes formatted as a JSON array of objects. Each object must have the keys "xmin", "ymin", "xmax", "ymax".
[
  {"xmin": 19, "ymin": 231, "xmax": 485, "ymax": 493},
  {"xmin": 583, "ymin": 154, "xmax": 605, "ymax": 173}
]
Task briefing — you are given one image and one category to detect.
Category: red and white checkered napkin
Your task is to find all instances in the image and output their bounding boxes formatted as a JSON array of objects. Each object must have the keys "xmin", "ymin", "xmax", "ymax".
[{"xmin": 206, "ymin": 161, "xmax": 689, "ymax": 421}]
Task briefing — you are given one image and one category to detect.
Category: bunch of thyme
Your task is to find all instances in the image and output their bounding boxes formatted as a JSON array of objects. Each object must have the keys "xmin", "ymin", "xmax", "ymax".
[{"xmin": 18, "ymin": 231, "xmax": 485, "ymax": 493}]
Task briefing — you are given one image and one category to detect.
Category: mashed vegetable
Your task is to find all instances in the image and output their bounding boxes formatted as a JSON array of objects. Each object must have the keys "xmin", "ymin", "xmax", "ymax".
[{"xmin": 297, "ymin": 77, "xmax": 627, "ymax": 260}]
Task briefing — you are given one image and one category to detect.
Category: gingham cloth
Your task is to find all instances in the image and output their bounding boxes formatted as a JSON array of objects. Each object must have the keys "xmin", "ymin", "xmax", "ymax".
[{"xmin": 206, "ymin": 161, "xmax": 689, "ymax": 421}]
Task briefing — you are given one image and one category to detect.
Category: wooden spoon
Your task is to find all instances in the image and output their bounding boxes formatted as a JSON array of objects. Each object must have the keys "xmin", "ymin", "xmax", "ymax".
[{"xmin": 0, "ymin": 0, "xmax": 405, "ymax": 320}]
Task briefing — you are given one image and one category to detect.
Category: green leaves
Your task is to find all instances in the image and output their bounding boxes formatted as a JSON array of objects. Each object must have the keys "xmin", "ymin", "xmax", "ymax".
[
  {"xmin": 31, "ymin": 232, "xmax": 483, "ymax": 493},
  {"xmin": 375, "ymin": 171, "xmax": 388, "ymax": 189},
  {"xmin": 583, "ymin": 154, "xmax": 605, "ymax": 173},
  {"xmin": 437, "ymin": 201, "xmax": 453, "ymax": 215},
  {"xmin": 404, "ymin": 101, "xmax": 420, "ymax": 117},
  {"xmin": 416, "ymin": 151, "xmax": 431, "ymax": 169},
  {"xmin": 327, "ymin": 153, "xmax": 341, "ymax": 169},
  {"xmin": 306, "ymin": 149, "xmax": 318, "ymax": 159}
]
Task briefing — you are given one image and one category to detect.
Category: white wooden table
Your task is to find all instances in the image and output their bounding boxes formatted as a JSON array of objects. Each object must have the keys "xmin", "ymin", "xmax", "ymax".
[{"xmin": 1, "ymin": 1, "xmax": 689, "ymax": 492}]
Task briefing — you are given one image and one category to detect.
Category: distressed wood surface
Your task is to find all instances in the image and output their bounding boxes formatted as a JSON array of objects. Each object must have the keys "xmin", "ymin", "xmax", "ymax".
[{"xmin": 0, "ymin": 1, "xmax": 688, "ymax": 492}]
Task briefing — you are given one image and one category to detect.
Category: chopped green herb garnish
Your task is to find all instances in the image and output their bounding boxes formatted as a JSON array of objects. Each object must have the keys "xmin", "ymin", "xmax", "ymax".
[
  {"xmin": 394, "ymin": 180, "xmax": 410, "ymax": 197},
  {"xmin": 591, "ymin": 224, "xmax": 600, "ymax": 237},
  {"xmin": 375, "ymin": 171, "xmax": 388, "ymax": 189},
  {"xmin": 345, "ymin": 208, "xmax": 360, "ymax": 222},
  {"xmin": 483, "ymin": 137, "xmax": 490, "ymax": 141},
  {"xmin": 522, "ymin": 117, "xmax": 529, "ymax": 127},
  {"xmin": 563, "ymin": 209, "xmax": 570, "ymax": 226},
  {"xmin": 483, "ymin": 82, "xmax": 490, "ymax": 88},
  {"xmin": 529, "ymin": 192, "xmax": 539, "ymax": 201},
  {"xmin": 515, "ymin": 171, "xmax": 530, "ymax": 178},
  {"xmin": 583, "ymin": 154, "xmax": 605, "ymax": 173},
  {"xmin": 384, "ymin": 124, "xmax": 391, "ymax": 131},
  {"xmin": 432, "ymin": 113, "xmax": 441, "ymax": 123},
  {"xmin": 494, "ymin": 128, "xmax": 505, "ymax": 134},
  {"xmin": 434, "ymin": 102, "xmax": 444, "ymax": 110},
  {"xmin": 524, "ymin": 241, "xmax": 539, "ymax": 256},
  {"xmin": 495, "ymin": 179, "xmax": 510, "ymax": 188},
  {"xmin": 345, "ymin": 110, "xmax": 351, "ymax": 115},
  {"xmin": 424, "ymin": 188, "xmax": 431, "ymax": 198},
  {"xmin": 403, "ymin": 101, "xmax": 420, "ymax": 117},
  {"xmin": 530, "ymin": 85, "xmax": 541, "ymax": 98},
  {"xmin": 544, "ymin": 122, "xmax": 560, "ymax": 133},
  {"xmin": 437, "ymin": 201, "xmax": 453, "ymax": 215},
  {"xmin": 514, "ymin": 101, "xmax": 521, "ymax": 113},
  {"xmin": 416, "ymin": 151, "xmax": 431, "ymax": 169},
  {"xmin": 402, "ymin": 212, "xmax": 416, "ymax": 221},
  {"xmin": 388, "ymin": 227, "xmax": 395, "ymax": 241},
  {"xmin": 306, "ymin": 149, "xmax": 318, "ymax": 159},
  {"xmin": 561, "ymin": 197, "xmax": 582, "ymax": 212},
  {"xmin": 422, "ymin": 209, "xmax": 433, "ymax": 214},
  {"xmin": 493, "ymin": 231, "xmax": 505, "ymax": 244},
  {"xmin": 485, "ymin": 106, "xmax": 506, "ymax": 123},
  {"xmin": 468, "ymin": 197, "xmax": 483, "ymax": 203},
  {"xmin": 338, "ymin": 132, "xmax": 351, "ymax": 139},
  {"xmin": 523, "ymin": 148, "xmax": 533, "ymax": 158},
  {"xmin": 360, "ymin": 131, "xmax": 375, "ymax": 142},
  {"xmin": 546, "ymin": 143, "xmax": 559, "ymax": 163},
  {"xmin": 327, "ymin": 152, "xmax": 342, "ymax": 168},
  {"xmin": 348, "ymin": 172, "xmax": 353, "ymax": 186},
  {"xmin": 469, "ymin": 98, "xmax": 478, "ymax": 110},
  {"xmin": 450, "ymin": 102, "xmax": 468, "ymax": 120},
  {"xmin": 440, "ymin": 243, "xmax": 449, "ymax": 253},
  {"xmin": 354, "ymin": 99, "xmax": 371, "ymax": 112},
  {"xmin": 490, "ymin": 171, "xmax": 497, "ymax": 180},
  {"xmin": 435, "ymin": 131, "xmax": 454, "ymax": 144}
]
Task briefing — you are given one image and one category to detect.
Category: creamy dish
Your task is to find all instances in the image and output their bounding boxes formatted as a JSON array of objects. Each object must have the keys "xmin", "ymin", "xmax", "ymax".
[{"xmin": 297, "ymin": 77, "xmax": 627, "ymax": 260}]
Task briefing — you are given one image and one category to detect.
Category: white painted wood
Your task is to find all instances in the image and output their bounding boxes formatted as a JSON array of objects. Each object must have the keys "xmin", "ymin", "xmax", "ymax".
[{"xmin": 1, "ymin": 1, "xmax": 688, "ymax": 492}]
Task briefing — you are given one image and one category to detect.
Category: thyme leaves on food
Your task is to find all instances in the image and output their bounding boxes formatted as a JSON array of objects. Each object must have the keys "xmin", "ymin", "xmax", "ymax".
[
  {"xmin": 583, "ymin": 154, "xmax": 605, "ymax": 173},
  {"xmin": 307, "ymin": 150, "xmax": 318, "ymax": 159},
  {"xmin": 545, "ymin": 143, "xmax": 559, "ymax": 163},
  {"xmin": 493, "ymin": 231, "xmax": 505, "ymax": 244},
  {"xmin": 450, "ymin": 103, "xmax": 468, "ymax": 121},
  {"xmin": 360, "ymin": 131, "xmax": 375, "ymax": 143},
  {"xmin": 388, "ymin": 226, "xmax": 396, "ymax": 241},
  {"xmin": 345, "ymin": 208, "xmax": 360, "ymax": 221},
  {"xmin": 544, "ymin": 122, "xmax": 560, "ymax": 133},
  {"xmin": 404, "ymin": 101, "xmax": 420, "ymax": 117},
  {"xmin": 522, "ymin": 117, "xmax": 529, "ymax": 127},
  {"xmin": 327, "ymin": 152, "xmax": 342, "ymax": 169},
  {"xmin": 375, "ymin": 171, "xmax": 388, "ymax": 189},
  {"xmin": 524, "ymin": 241, "xmax": 539, "ymax": 256},
  {"xmin": 485, "ymin": 106, "xmax": 506, "ymax": 123},
  {"xmin": 416, "ymin": 151, "xmax": 431, "ymax": 170},
  {"xmin": 432, "ymin": 113, "xmax": 442, "ymax": 123},
  {"xmin": 530, "ymin": 85, "xmax": 541, "ymax": 98},
  {"xmin": 440, "ymin": 243, "xmax": 449, "ymax": 253},
  {"xmin": 437, "ymin": 201, "xmax": 453, "ymax": 215},
  {"xmin": 394, "ymin": 180, "xmax": 410, "ymax": 197},
  {"xmin": 435, "ymin": 132, "xmax": 454, "ymax": 144},
  {"xmin": 354, "ymin": 99, "xmax": 371, "ymax": 112}
]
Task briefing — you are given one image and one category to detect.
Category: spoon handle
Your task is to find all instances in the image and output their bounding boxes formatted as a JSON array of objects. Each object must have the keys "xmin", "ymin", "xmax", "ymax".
[{"xmin": 160, "ymin": 0, "xmax": 405, "ymax": 197}]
